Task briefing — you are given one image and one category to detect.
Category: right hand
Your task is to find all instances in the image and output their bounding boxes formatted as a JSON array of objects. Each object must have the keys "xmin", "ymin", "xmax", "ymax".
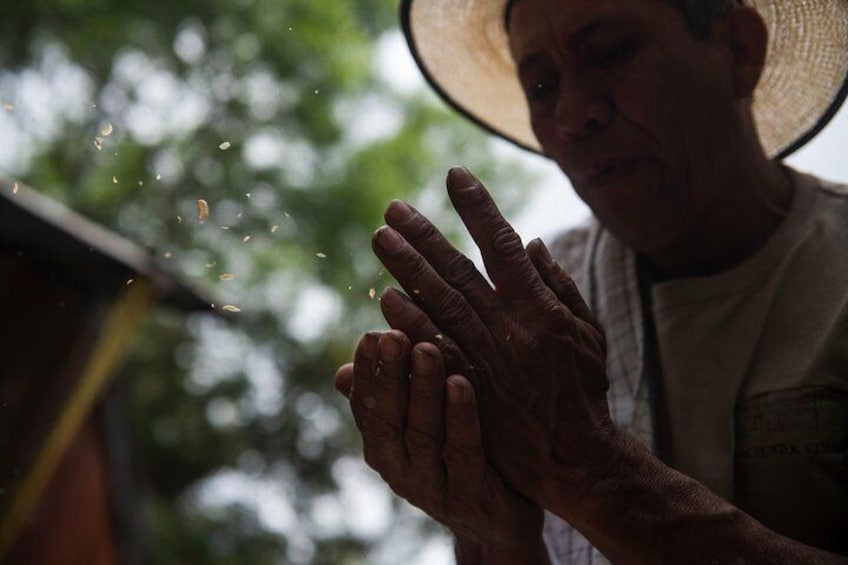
[
  {"xmin": 368, "ymin": 168, "xmax": 614, "ymax": 515},
  {"xmin": 334, "ymin": 330, "xmax": 547, "ymax": 557}
]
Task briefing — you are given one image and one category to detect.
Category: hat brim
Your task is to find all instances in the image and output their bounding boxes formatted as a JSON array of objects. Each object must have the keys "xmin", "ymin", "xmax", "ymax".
[{"xmin": 401, "ymin": 0, "xmax": 848, "ymax": 160}]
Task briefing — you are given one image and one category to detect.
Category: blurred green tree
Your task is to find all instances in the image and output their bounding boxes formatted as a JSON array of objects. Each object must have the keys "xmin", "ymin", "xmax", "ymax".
[{"xmin": 0, "ymin": 0, "xmax": 535, "ymax": 562}]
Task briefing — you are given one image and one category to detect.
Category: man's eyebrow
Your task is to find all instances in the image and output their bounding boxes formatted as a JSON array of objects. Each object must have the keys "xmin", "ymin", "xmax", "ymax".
[
  {"xmin": 516, "ymin": 17, "xmax": 642, "ymax": 75},
  {"xmin": 567, "ymin": 18, "xmax": 636, "ymax": 48}
]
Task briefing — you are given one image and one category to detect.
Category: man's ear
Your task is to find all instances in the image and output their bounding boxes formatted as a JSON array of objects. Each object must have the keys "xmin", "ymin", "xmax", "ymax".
[{"xmin": 727, "ymin": 6, "xmax": 769, "ymax": 99}]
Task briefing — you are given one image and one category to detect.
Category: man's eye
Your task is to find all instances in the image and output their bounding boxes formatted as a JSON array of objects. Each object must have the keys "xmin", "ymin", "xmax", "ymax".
[{"xmin": 525, "ymin": 77, "xmax": 557, "ymax": 101}]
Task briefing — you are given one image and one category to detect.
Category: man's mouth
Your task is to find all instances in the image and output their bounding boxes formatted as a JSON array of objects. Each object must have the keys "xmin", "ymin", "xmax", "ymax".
[{"xmin": 581, "ymin": 157, "xmax": 643, "ymax": 189}]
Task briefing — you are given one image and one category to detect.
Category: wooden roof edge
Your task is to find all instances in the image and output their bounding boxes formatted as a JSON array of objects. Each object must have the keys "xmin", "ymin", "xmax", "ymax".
[{"xmin": 0, "ymin": 179, "xmax": 217, "ymax": 314}]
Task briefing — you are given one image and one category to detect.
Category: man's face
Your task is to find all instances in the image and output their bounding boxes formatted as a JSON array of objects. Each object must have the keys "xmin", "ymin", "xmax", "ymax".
[{"xmin": 508, "ymin": 0, "xmax": 742, "ymax": 252}]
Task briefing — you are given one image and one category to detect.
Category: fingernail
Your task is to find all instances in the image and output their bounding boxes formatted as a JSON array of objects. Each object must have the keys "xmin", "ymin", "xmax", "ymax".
[
  {"xmin": 385, "ymin": 200, "xmax": 413, "ymax": 224},
  {"xmin": 380, "ymin": 288, "xmax": 405, "ymax": 311},
  {"xmin": 446, "ymin": 376, "xmax": 466, "ymax": 404},
  {"xmin": 361, "ymin": 332, "xmax": 380, "ymax": 358},
  {"xmin": 375, "ymin": 226, "xmax": 404, "ymax": 253},
  {"xmin": 380, "ymin": 334, "xmax": 402, "ymax": 361},
  {"xmin": 536, "ymin": 239, "xmax": 555, "ymax": 267},
  {"xmin": 447, "ymin": 166, "xmax": 478, "ymax": 191},
  {"xmin": 414, "ymin": 347, "xmax": 438, "ymax": 374}
]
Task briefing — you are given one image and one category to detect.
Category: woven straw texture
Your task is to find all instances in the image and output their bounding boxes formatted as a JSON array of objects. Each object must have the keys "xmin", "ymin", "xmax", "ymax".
[{"xmin": 405, "ymin": 0, "xmax": 848, "ymax": 158}]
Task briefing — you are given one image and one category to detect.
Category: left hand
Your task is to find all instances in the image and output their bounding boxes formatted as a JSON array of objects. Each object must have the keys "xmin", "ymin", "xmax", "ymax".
[
  {"xmin": 334, "ymin": 331, "xmax": 547, "ymax": 559},
  {"xmin": 370, "ymin": 166, "xmax": 616, "ymax": 511}
]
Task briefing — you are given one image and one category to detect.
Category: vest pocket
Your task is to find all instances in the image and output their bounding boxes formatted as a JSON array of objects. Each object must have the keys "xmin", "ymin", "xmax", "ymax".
[{"xmin": 735, "ymin": 386, "xmax": 848, "ymax": 555}]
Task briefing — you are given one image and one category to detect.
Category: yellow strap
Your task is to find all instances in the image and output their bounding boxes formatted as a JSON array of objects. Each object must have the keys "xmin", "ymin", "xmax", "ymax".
[{"xmin": 0, "ymin": 279, "xmax": 155, "ymax": 557}]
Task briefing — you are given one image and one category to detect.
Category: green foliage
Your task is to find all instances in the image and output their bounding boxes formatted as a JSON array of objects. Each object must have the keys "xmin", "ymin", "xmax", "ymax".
[{"xmin": 0, "ymin": 0, "xmax": 536, "ymax": 562}]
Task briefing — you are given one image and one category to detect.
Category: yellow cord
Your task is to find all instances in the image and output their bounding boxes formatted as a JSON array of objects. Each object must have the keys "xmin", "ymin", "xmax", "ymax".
[{"xmin": 0, "ymin": 279, "xmax": 155, "ymax": 558}]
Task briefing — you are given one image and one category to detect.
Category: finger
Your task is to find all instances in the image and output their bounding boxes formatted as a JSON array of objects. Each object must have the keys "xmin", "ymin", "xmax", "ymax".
[
  {"xmin": 353, "ymin": 332, "xmax": 410, "ymax": 478},
  {"xmin": 334, "ymin": 363, "xmax": 354, "ymax": 398},
  {"xmin": 351, "ymin": 332, "xmax": 381, "ymax": 431},
  {"xmin": 380, "ymin": 287, "xmax": 446, "ymax": 344},
  {"xmin": 374, "ymin": 331, "xmax": 412, "ymax": 436},
  {"xmin": 372, "ymin": 227, "xmax": 492, "ymax": 353},
  {"xmin": 405, "ymin": 343, "xmax": 447, "ymax": 484},
  {"xmin": 525, "ymin": 238, "xmax": 603, "ymax": 332},
  {"xmin": 442, "ymin": 375, "xmax": 487, "ymax": 497},
  {"xmin": 358, "ymin": 331, "xmax": 413, "ymax": 471},
  {"xmin": 383, "ymin": 199, "xmax": 497, "ymax": 314},
  {"xmin": 445, "ymin": 166, "xmax": 548, "ymax": 300},
  {"xmin": 380, "ymin": 287, "xmax": 470, "ymax": 379}
]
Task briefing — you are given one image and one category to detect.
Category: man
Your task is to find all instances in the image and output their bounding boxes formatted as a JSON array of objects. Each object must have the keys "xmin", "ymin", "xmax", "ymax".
[{"xmin": 335, "ymin": 0, "xmax": 848, "ymax": 562}]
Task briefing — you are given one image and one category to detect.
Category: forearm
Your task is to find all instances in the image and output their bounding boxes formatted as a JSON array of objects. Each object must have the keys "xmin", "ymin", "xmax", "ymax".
[
  {"xmin": 454, "ymin": 533, "xmax": 552, "ymax": 565},
  {"xmin": 550, "ymin": 429, "xmax": 846, "ymax": 565}
]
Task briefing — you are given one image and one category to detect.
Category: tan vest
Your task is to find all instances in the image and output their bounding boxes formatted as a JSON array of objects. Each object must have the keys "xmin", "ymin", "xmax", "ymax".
[
  {"xmin": 543, "ymin": 170, "xmax": 848, "ymax": 561},
  {"xmin": 651, "ymin": 171, "xmax": 848, "ymax": 553}
]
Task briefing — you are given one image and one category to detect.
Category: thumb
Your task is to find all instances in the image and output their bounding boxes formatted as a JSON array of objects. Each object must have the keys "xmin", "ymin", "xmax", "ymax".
[{"xmin": 334, "ymin": 363, "xmax": 354, "ymax": 398}]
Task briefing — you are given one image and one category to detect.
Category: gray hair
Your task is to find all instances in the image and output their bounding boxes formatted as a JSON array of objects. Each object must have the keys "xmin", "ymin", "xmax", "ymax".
[{"xmin": 504, "ymin": 0, "xmax": 742, "ymax": 40}]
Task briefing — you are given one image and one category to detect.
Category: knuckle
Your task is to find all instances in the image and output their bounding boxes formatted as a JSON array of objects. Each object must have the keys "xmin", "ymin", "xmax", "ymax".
[
  {"xmin": 432, "ymin": 289, "xmax": 471, "ymax": 325},
  {"xmin": 441, "ymin": 253, "xmax": 479, "ymax": 288},
  {"xmin": 406, "ymin": 316, "xmax": 440, "ymax": 344},
  {"xmin": 403, "ymin": 254, "xmax": 434, "ymax": 283},
  {"xmin": 408, "ymin": 217, "xmax": 440, "ymax": 242},
  {"xmin": 544, "ymin": 307, "xmax": 577, "ymax": 336},
  {"xmin": 489, "ymin": 224, "xmax": 524, "ymax": 258},
  {"xmin": 553, "ymin": 332, "xmax": 577, "ymax": 353},
  {"xmin": 461, "ymin": 181, "xmax": 487, "ymax": 204},
  {"xmin": 442, "ymin": 443, "xmax": 474, "ymax": 466},
  {"xmin": 541, "ymin": 299, "xmax": 570, "ymax": 325},
  {"xmin": 399, "ymin": 305, "xmax": 431, "ymax": 330},
  {"xmin": 405, "ymin": 427, "xmax": 439, "ymax": 452}
]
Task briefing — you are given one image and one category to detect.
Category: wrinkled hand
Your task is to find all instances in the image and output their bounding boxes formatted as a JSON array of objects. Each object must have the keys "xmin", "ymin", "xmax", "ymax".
[
  {"xmin": 370, "ymin": 166, "xmax": 615, "ymax": 510},
  {"xmin": 334, "ymin": 330, "xmax": 545, "ymax": 555}
]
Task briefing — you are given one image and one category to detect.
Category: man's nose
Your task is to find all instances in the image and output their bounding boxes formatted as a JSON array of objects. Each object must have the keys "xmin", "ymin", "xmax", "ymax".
[{"xmin": 554, "ymin": 78, "xmax": 613, "ymax": 139}]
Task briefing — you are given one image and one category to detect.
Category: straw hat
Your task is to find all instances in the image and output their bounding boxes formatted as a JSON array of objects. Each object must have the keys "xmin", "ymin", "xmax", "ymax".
[{"xmin": 401, "ymin": 0, "xmax": 848, "ymax": 159}]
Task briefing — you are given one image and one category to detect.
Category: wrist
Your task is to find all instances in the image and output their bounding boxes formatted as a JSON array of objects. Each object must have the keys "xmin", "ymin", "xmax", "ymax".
[{"xmin": 544, "ymin": 421, "xmax": 632, "ymax": 516}]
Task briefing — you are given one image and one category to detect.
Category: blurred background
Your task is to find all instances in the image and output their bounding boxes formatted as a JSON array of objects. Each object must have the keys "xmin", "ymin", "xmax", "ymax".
[{"xmin": 1, "ymin": 0, "xmax": 846, "ymax": 563}]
